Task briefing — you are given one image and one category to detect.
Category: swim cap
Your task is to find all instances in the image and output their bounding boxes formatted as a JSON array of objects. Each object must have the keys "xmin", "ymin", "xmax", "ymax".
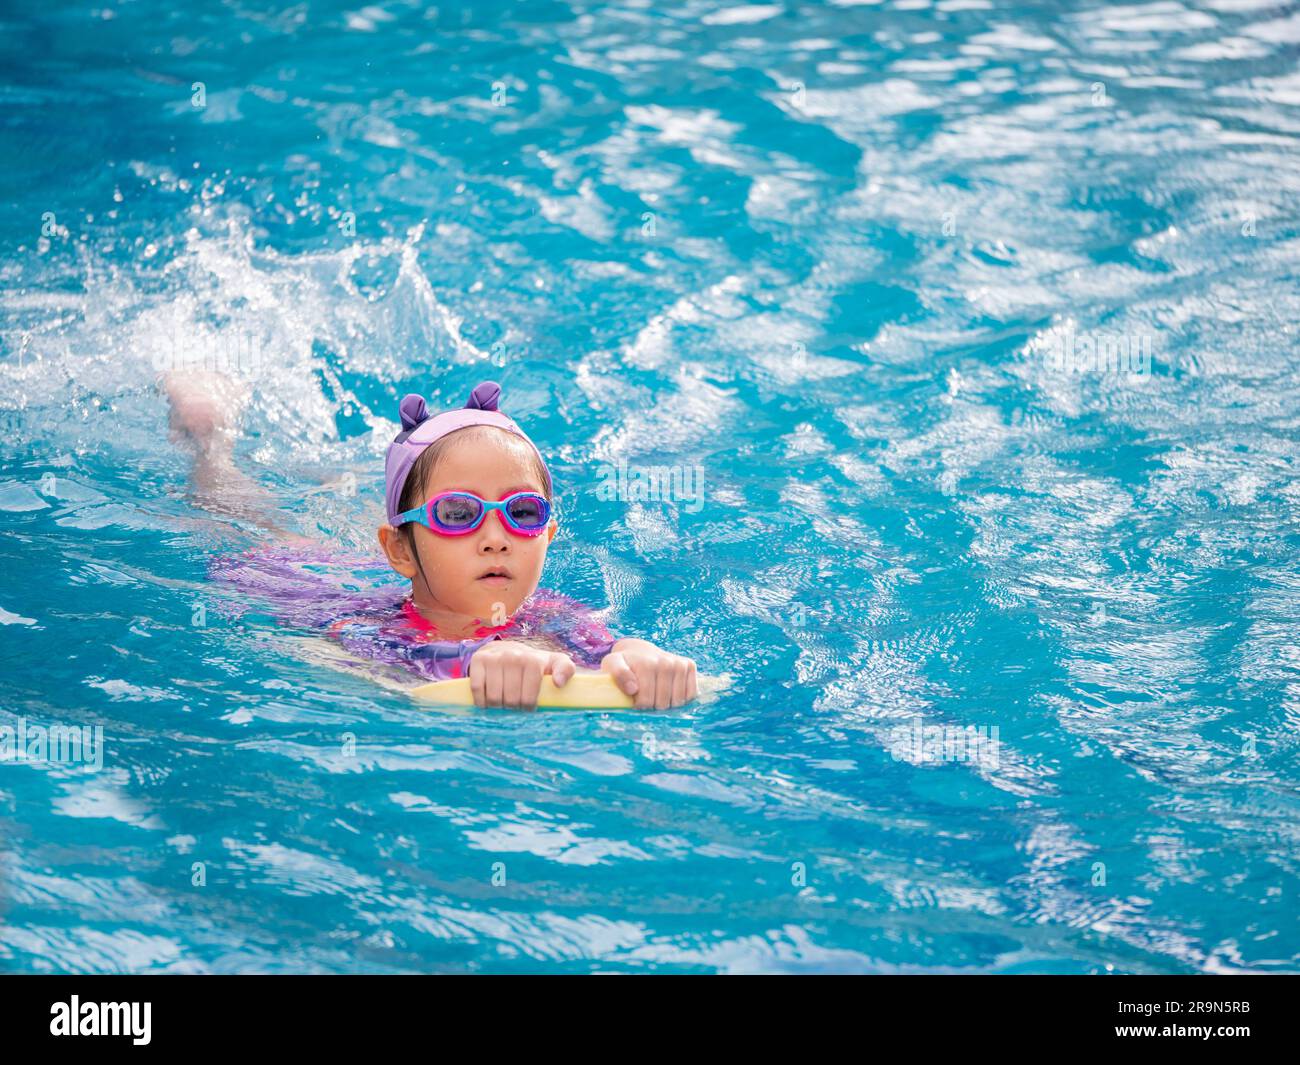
[{"xmin": 383, "ymin": 381, "xmax": 551, "ymax": 525}]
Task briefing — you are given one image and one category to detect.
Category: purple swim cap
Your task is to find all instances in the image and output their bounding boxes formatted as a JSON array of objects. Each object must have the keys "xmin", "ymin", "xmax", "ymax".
[{"xmin": 383, "ymin": 381, "xmax": 551, "ymax": 525}]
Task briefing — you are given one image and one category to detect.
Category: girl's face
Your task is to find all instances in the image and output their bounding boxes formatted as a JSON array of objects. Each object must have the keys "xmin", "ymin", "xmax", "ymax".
[{"xmin": 378, "ymin": 428, "xmax": 555, "ymax": 630}]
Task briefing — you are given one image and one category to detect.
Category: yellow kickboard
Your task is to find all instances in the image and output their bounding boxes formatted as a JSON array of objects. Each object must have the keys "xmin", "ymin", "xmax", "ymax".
[{"xmin": 409, "ymin": 671, "xmax": 725, "ymax": 708}]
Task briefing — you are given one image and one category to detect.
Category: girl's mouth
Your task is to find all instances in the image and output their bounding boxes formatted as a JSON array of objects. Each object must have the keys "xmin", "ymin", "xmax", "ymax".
[{"xmin": 477, "ymin": 567, "xmax": 512, "ymax": 585}]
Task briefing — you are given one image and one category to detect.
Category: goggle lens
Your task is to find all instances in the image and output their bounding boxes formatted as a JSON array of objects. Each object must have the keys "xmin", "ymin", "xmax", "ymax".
[
  {"xmin": 435, "ymin": 495, "xmax": 483, "ymax": 528},
  {"xmin": 506, "ymin": 494, "xmax": 546, "ymax": 528}
]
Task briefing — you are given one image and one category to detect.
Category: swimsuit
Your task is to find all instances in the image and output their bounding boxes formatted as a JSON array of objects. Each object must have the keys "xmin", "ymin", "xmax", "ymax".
[{"xmin": 208, "ymin": 544, "xmax": 620, "ymax": 682}]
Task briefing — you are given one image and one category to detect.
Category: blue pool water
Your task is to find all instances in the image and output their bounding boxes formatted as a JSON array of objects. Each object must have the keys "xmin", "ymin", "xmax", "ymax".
[{"xmin": 2, "ymin": 0, "xmax": 1299, "ymax": 973}]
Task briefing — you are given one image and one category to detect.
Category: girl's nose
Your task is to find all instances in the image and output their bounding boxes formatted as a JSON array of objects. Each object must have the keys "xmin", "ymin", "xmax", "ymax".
[{"xmin": 477, "ymin": 518, "xmax": 511, "ymax": 551}]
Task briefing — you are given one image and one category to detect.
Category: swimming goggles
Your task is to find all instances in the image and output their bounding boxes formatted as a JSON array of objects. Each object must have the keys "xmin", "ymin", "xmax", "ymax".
[{"xmin": 393, "ymin": 490, "xmax": 551, "ymax": 537}]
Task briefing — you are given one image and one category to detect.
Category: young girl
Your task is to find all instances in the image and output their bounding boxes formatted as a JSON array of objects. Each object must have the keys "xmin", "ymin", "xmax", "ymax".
[{"xmin": 166, "ymin": 372, "xmax": 698, "ymax": 711}]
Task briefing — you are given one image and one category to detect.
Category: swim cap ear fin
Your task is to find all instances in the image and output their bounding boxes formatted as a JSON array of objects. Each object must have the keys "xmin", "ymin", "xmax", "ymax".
[
  {"xmin": 466, "ymin": 381, "xmax": 501, "ymax": 411},
  {"xmin": 399, "ymin": 394, "xmax": 429, "ymax": 430}
]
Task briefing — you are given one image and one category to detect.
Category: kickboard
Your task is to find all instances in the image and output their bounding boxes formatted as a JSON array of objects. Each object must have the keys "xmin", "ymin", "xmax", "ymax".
[{"xmin": 409, "ymin": 671, "xmax": 727, "ymax": 708}]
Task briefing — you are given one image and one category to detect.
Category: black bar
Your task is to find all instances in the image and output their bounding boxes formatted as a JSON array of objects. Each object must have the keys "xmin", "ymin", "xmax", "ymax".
[{"xmin": 0, "ymin": 974, "xmax": 1292, "ymax": 1051}]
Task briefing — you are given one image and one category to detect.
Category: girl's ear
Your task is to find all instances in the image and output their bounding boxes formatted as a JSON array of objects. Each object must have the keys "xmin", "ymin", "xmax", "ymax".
[
  {"xmin": 378, "ymin": 524, "xmax": 418, "ymax": 579},
  {"xmin": 546, "ymin": 518, "xmax": 558, "ymax": 544}
]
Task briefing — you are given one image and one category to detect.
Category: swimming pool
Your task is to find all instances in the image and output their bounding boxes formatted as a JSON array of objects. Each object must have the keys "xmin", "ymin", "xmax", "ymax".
[{"xmin": 1, "ymin": 0, "xmax": 1298, "ymax": 973}]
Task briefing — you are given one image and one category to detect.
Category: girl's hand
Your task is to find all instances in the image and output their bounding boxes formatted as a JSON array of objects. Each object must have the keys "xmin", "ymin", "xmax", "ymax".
[
  {"xmin": 601, "ymin": 639, "xmax": 698, "ymax": 710},
  {"xmin": 469, "ymin": 640, "xmax": 575, "ymax": 710}
]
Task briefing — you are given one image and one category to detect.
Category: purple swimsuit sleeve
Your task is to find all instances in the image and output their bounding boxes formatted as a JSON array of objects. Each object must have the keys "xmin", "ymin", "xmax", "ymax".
[
  {"xmin": 522, "ymin": 590, "xmax": 621, "ymax": 668},
  {"xmin": 208, "ymin": 545, "xmax": 404, "ymax": 627}
]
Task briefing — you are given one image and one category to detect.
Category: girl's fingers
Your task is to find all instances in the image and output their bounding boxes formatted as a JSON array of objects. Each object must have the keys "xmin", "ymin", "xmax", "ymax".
[
  {"xmin": 472, "ymin": 649, "xmax": 587, "ymax": 709},
  {"xmin": 470, "ymin": 661, "xmax": 487, "ymax": 708},
  {"xmin": 654, "ymin": 664, "xmax": 673, "ymax": 711},
  {"xmin": 601, "ymin": 652, "xmax": 639, "ymax": 697},
  {"xmin": 636, "ymin": 665, "xmax": 656, "ymax": 711},
  {"xmin": 671, "ymin": 658, "xmax": 689, "ymax": 707},
  {"xmin": 598, "ymin": 649, "xmax": 700, "ymax": 709},
  {"xmin": 502, "ymin": 659, "xmax": 524, "ymax": 709},
  {"xmin": 524, "ymin": 660, "xmax": 544, "ymax": 711},
  {"xmin": 546, "ymin": 654, "xmax": 575, "ymax": 688},
  {"xmin": 484, "ymin": 660, "xmax": 504, "ymax": 708}
]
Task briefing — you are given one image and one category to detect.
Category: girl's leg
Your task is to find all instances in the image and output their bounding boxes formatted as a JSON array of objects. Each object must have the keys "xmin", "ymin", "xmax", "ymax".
[{"xmin": 163, "ymin": 370, "xmax": 292, "ymax": 535}]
